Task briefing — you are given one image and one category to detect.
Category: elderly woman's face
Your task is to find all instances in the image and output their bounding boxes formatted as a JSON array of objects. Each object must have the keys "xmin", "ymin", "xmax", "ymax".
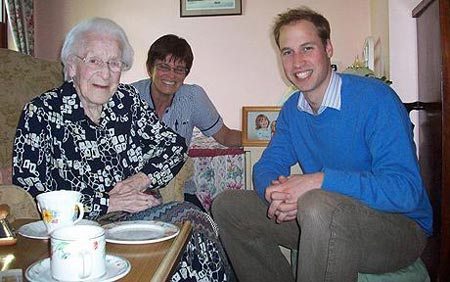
[{"xmin": 68, "ymin": 34, "xmax": 122, "ymax": 108}]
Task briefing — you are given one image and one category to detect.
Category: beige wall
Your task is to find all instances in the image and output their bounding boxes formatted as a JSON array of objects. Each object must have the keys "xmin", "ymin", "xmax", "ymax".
[
  {"xmin": 34, "ymin": 0, "xmax": 371, "ymax": 129},
  {"xmin": 370, "ymin": 0, "xmax": 389, "ymax": 78}
]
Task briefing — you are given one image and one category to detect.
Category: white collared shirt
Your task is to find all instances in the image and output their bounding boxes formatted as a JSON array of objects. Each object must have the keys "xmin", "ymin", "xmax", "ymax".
[{"xmin": 297, "ymin": 71, "xmax": 342, "ymax": 115}]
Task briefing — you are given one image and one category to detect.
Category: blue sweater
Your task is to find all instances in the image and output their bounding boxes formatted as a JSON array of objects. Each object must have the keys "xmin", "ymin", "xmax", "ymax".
[{"xmin": 253, "ymin": 74, "xmax": 433, "ymax": 236}]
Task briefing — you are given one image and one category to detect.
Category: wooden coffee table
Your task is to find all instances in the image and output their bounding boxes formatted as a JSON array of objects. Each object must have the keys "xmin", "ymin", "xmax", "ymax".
[{"xmin": 0, "ymin": 219, "xmax": 192, "ymax": 282}]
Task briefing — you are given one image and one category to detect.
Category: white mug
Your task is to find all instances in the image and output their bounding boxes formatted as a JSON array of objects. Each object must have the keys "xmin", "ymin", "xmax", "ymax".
[
  {"xmin": 50, "ymin": 225, "xmax": 106, "ymax": 281},
  {"xmin": 36, "ymin": 190, "xmax": 84, "ymax": 234}
]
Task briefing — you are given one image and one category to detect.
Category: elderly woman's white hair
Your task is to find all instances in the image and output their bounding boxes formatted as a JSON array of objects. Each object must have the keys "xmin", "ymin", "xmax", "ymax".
[{"xmin": 60, "ymin": 17, "xmax": 134, "ymax": 80}]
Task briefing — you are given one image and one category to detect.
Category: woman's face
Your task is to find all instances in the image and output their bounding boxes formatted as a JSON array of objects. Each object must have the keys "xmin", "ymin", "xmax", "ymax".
[
  {"xmin": 148, "ymin": 55, "xmax": 188, "ymax": 98},
  {"xmin": 68, "ymin": 33, "xmax": 122, "ymax": 109}
]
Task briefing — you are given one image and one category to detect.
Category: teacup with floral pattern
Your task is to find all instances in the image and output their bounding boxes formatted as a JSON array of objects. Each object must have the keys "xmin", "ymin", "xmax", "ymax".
[
  {"xmin": 36, "ymin": 190, "xmax": 84, "ymax": 234},
  {"xmin": 50, "ymin": 225, "xmax": 106, "ymax": 281}
]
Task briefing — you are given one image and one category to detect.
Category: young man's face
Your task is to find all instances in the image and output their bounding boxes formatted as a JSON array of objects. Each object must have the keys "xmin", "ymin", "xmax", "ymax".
[{"xmin": 279, "ymin": 20, "xmax": 333, "ymax": 100}]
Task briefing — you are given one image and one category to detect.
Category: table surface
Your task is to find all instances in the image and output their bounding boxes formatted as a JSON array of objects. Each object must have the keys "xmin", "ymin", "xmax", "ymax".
[{"xmin": 0, "ymin": 218, "xmax": 192, "ymax": 282}]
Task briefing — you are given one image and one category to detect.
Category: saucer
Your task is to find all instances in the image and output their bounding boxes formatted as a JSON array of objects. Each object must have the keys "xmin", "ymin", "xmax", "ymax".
[
  {"xmin": 25, "ymin": 254, "xmax": 131, "ymax": 282},
  {"xmin": 102, "ymin": 220, "xmax": 179, "ymax": 244},
  {"xmin": 18, "ymin": 219, "xmax": 99, "ymax": 240}
]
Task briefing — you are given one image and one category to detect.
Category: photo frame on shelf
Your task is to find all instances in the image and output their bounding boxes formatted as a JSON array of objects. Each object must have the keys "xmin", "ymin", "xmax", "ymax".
[
  {"xmin": 180, "ymin": 0, "xmax": 242, "ymax": 17},
  {"xmin": 242, "ymin": 106, "xmax": 281, "ymax": 147}
]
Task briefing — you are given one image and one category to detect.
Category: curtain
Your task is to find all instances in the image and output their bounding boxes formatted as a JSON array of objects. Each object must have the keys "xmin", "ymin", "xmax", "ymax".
[{"xmin": 5, "ymin": 0, "xmax": 33, "ymax": 55}]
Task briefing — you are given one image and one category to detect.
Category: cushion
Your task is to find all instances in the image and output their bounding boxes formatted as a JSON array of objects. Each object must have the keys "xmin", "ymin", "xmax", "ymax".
[
  {"xmin": 159, "ymin": 158, "xmax": 194, "ymax": 203},
  {"xmin": 357, "ymin": 258, "xmax": 430, "ymax": 282},
  {"xmin": 291, "ymin": 250, "xmax": 430, "ymax": 281}
]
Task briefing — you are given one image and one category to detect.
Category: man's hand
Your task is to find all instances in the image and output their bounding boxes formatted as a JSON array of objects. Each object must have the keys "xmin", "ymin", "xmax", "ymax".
[{"xmin": 265, "ymin": 173, "xmax": 324, "ymax": 223}]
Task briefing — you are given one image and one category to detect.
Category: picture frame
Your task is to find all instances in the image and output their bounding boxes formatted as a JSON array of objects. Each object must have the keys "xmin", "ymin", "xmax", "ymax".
[
  {"xmin": 180, "ymin": 0, "xmax": 242, "ymax": 17},
  {"xmin": 242, "ymin": 106, "xmax": 281, "ymax": 147}
]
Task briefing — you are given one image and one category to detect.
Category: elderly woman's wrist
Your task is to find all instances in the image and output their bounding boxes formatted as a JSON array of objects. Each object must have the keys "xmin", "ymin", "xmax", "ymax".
[{"xmin": 137, "ymin": 172, "xmax": 152, "ymax": 190}]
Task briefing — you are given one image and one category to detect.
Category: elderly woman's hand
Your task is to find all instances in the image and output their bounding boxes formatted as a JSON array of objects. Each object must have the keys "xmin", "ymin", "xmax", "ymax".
[
  {"xmin": 108, "ymin": 189, "xmax": 162, "ymax": 213},
  {"xmin": 107, "ymin": 172, "xmax": 161, "ymax": 213},
  {"xmin": 111, "ymin": 172, "xmax": 151, "ymax": 194}
]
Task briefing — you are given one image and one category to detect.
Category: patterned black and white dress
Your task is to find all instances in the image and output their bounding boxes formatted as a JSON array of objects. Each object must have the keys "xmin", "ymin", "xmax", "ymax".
[{"xmin": 12, "ymin": 81, "xmax": 231, "ymax": 281}]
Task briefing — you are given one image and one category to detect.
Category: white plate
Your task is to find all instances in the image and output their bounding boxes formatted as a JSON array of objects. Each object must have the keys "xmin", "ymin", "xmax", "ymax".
[
  {"xmin": 102, "ymin": 220, "xmax": 179, "ymax": 244},
  {"xmin": 25, "ymin": 254, "xmax": 130, "ymax": 282},
  {"xmin": 18, "ymin": 219, "xmax": 99, "ymax": 240}
]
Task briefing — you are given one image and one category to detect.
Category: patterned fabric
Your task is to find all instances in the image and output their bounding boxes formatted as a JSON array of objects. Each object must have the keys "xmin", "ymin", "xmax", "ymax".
[
  {"xmin": 6, "ymin": 0, "xmax": 34, "ymax": 55},
  {"xmin": 188, "ymin": 128, "xmax": 239, "ymax": 152},
  {"xmin": 187, "ymin": 153, "xmax": 244, "ymax": 211},
  {"xmin": 98, "ymin": 201, "xmax": 231, "ymax": 282},
  {"xmin": 0, "ymin": 48, "xmax": 63, "ymax": 183},
  {"xmin": 12, "ymin": 81, "xmax": 187, "ymax": 219},
  {"xmin": 187, "ymin": 130, "xmax": 245, "ymax": 211}
]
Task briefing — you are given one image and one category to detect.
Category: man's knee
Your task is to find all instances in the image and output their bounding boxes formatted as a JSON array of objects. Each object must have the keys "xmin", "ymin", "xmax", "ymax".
[
  {"xmin": 298, "ymin": 190, "xmax": 334, "ymax": 214},
  {"xmin": 298, "ymin": 190, "xmax": 359, "ymax": 232},
  {"xmin": 212, "ymin": 190, "xmax": 250, "ymax": 220},
  {"xmin": 211, "ymin": 190, "xmax": 234, "ymax": 217},
  {"xmin": 297, "ymin": 190, "xmax": 350, "ymax": 223}
]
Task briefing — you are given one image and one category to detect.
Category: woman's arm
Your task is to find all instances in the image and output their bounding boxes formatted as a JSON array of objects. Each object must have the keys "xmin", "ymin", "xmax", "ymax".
[
  {"xmin": 12, "ymin": 101, "xmax": 52, "ymax": 197},
  {"xmin": 135, "ymin": 95, "xmax": 188, "ymax": 189},
  {"xmin": 212, "ymin": 125, "xmax": 242, "ymax": 147}
]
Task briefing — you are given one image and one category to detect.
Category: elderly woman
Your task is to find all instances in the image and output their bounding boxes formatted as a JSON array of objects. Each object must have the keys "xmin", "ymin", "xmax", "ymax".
[{"xmin": 13, "ymin": 18, "xmax": 231, "ymax": 282}]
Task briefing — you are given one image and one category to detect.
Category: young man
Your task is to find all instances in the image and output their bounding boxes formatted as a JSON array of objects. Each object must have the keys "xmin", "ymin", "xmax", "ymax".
[
  {"xmin": 212, "ymin": 6, "xmax": 432, "ymax": 282},
  {"xmin": 132, "ymin": 34, "xmax": 241, "ymax": 208}
]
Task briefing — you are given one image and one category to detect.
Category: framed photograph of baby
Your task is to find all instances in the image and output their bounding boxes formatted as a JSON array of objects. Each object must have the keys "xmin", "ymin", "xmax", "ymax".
[{"xmin": 242, "ymin": 106, "xmax": 281, "ymax": 147}]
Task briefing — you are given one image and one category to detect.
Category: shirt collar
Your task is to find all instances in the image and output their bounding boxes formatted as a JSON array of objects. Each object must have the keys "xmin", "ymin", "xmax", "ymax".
[{"xmin": 297, "ymin": 71, "xmax": 342, "ymax": 115}]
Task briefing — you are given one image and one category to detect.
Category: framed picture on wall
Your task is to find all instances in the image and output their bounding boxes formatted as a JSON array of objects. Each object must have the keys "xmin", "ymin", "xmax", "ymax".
[
  {"xmin": 242, "ymin": 106, "xmax": 281, "ymax": 147},
  {"xmin": 180, "ymin": 0, "xmax": 242, "ymax": 17}
]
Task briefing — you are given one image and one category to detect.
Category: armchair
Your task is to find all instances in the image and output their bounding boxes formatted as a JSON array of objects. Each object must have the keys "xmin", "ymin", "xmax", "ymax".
[{"xmin": 0, "ymin": 49, "xmax": 63, "ymax": 221}]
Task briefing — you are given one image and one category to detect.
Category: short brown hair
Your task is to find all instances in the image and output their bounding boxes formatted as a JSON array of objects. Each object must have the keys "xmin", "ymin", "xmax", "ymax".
[
  {"xmin": 273, "ymin": 6, "xmax": 331, "ymax": 49},
  {"xmin": 146, "ymin": 34, "xmax": 194, "ymax": 75}
]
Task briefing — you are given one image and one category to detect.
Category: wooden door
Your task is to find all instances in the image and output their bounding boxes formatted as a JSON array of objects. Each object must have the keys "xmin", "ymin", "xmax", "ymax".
[{"xmin": 413, "ymin": 0, "xmax": 450, "ymax": 281}]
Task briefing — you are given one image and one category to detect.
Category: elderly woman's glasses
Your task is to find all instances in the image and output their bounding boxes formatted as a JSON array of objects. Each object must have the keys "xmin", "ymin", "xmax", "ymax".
[
  {"xmin": 155, "ymin": 63, "xmax": 188, "ymax": 75},
  {"xmin": 74, "ymin": 55, "xmax": 126, "ymax": 73}
]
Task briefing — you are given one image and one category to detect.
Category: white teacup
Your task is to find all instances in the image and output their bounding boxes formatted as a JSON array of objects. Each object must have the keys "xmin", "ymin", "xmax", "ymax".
[
  {"xmin": 36, "ymin": 190, "xmax": 84, "ymax": 234},
  {"xmin": 50, "ymin": 225, "xmax": 106, "ymax": 281}
]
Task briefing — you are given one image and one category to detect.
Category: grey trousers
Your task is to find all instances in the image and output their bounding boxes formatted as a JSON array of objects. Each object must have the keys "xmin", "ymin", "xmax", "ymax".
[{"xmin": 211, "ymin": 189, "xmax": 427, "ymax": 282}]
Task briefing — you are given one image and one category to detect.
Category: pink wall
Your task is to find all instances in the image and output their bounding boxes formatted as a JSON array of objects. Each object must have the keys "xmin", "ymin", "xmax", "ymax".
[
  {"xmin": 388, "ymin": 0, "xmax": 422, "ymax": 151},
  {"xmin": 34, "ymin": 0, "xmax": 371, "ymax": 129}
]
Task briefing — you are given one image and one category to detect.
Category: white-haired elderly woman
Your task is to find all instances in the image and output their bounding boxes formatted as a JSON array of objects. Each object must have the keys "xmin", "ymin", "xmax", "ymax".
[{"xmin": 13, "ymin": 18, "xmax": 232, "ymax": 282}]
